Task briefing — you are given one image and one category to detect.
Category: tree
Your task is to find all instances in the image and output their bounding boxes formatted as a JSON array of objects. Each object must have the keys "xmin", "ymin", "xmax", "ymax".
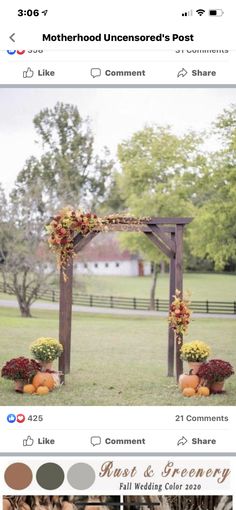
[
  {"xmin": 14, "ymin": 102, "xmax": 114, "ymax": 211},
  {"xmin": 0, "ymin": 184, "xmax": 54, "ymax": 318},
  {"xmin": 98, "ymin": 170, "xmax": 126, "ymax": 214},
  {"xmin": 117, "ymin": 126, "xmax": 200, "ymax": 307},
  {"xmin": 189, "ymin": 105, "xmax": 236, "ymax": 270},
  {"xmin": 1, "ymin": 103, "xmax": 117, "ymax": 317}
]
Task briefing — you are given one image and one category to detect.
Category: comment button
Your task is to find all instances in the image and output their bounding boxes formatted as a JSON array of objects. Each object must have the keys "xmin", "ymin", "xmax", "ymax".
[
  {"xmin": 90, "ymin": 68, "xmax": 102, "ymax": 78},
  {"xmin": 90, "ymin": 436, "xmax": 102, "ymax": 446}
]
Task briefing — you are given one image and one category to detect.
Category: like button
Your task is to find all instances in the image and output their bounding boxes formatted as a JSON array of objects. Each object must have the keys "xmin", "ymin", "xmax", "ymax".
[
  {"xmin": 23, "ymin": 67, "xmax": 34, "ymax": 78},
  {"xmin": 23, "ymin": 436, "xmax": 34, "ymax": 447}
]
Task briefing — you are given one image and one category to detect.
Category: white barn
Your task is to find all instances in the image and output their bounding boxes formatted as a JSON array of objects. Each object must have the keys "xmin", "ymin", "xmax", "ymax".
[{"xmin": 74, "ymin": 233, "xmax": 152, "ymax": 277}]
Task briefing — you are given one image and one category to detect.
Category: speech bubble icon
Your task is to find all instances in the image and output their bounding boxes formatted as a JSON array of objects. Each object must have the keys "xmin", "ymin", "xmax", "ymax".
[
  {"xmin": 90, "ymin": 68, "xmax": 101, "ymax": 78},
  {"xmin": 90, "ymin": 435, "xmax": 101, "ymax": 446}
]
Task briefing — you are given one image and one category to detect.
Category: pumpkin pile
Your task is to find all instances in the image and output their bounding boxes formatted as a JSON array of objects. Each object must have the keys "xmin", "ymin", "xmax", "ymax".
[
  {"xmin": 23, "ymin": 372, "xmax": 55, "ymax": 396},
  {"xmin": 179, "ymin": 370, "xmax": 210, "ymax": 397}
]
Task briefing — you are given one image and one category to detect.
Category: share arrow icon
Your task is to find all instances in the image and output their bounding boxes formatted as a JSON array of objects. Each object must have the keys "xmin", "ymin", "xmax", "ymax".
[{"xmin": 177, "ymin": 68, "xmax": 188, "ymax": 78}]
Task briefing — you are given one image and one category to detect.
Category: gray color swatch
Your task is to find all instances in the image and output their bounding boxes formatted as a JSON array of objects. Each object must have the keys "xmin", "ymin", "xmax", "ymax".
[{"xmin": 67, "ymin": 462, "xmax": 96, "ymax": 489}]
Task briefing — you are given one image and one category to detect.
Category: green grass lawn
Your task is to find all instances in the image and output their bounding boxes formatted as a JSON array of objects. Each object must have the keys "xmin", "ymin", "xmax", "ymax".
[
  {"xmin": 76, "ymin": 273, "xmax": 236, "ymax": 300},
  {"xmin": 0, "ymin": 307, "xmax": 235, "ymax": 406}
]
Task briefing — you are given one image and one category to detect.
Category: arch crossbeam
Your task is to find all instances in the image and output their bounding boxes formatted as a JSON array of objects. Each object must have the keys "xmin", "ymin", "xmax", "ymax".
[{"xmin": 73, "ymin": 231, "xmax": 99, "ymax": 253}]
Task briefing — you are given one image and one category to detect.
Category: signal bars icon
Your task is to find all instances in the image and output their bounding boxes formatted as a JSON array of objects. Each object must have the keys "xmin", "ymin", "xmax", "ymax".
[
  {"xmin": 182, "ymin": 10, "xmax": 193, "ymax": 16},
  {"xmin": 182, "ymin": 9, "xmax": 206, "ymax": 16}
]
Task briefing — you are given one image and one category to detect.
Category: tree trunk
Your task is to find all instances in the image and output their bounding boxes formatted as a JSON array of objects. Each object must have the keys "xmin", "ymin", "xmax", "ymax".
[
  {"xmin": 160, "ymin": 260, "xmax": 165, "ymax": 273},
  {"xmin": 150, "ymin": 262, "xmax": 158, "ymax": 310},
  {"xmin": 18, "ymin": 299, "xmax": 32, "ymax": 318}
]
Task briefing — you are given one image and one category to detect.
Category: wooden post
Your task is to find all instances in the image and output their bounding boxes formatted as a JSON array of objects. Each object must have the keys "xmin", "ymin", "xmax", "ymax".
[
  {"xmin": 175, "ymin": 224, "xmax": 184, "ymax": 380},
  {"xmin": 168, "ymin": 232, "xmax": 176, "ymax": 377},
  {"xmin": 59, "ymin": 258, "xmax": 73, "ymax": 383}
]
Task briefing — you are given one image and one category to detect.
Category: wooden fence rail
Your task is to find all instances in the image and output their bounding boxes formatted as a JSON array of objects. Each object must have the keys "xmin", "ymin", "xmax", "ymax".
[{"xmin": 0, "ymin": 282, "xmax": 235, "ymax": 314}]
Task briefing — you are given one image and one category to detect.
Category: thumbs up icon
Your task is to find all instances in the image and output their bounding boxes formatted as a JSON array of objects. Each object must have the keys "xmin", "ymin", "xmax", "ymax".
[
  {"xmin": 23, "ymin": 67, "xmax": 34, "ymax": 78},
  {"xmin": 23, "ymin": 435, "xmax": 34, "ymax": 446}
]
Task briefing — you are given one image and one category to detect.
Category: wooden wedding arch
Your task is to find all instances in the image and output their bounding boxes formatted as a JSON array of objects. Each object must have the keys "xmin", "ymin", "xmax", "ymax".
[{"xmin": 58, "ymin": 217, "xmax": 192, "ymax": 383}]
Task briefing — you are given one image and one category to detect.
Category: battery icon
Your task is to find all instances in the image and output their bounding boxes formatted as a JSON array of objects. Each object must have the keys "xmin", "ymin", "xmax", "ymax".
[{"xmin": 209, "ymin": 9, "xmax": 224, "ymax": 16}]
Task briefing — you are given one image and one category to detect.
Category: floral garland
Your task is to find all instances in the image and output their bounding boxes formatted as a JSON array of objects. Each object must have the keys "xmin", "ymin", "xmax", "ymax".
[
  {"xmin": 169, "ymin": 289, "xmax": 192, "ymax": 343},
  {"xmin": 45, "ymin": 206, "xmax": 100, "ymax": 278},
  {"xmin": 46, "ymin": 207, "xmax": 152, "ymax": 280}
]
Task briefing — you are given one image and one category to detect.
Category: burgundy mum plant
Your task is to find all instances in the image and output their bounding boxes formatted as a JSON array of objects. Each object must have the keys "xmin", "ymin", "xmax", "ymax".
[
  {"xmin": 197, "ymin": 359, "xmax": 234, "ymax": 383},
  {"xmin": 1, "ymin": 357, "xmax": 41, "ymax": 382}
]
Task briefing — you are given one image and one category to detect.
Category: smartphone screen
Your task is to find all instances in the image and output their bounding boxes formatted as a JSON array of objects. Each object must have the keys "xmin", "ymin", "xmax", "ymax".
[{"xmin": 0, "ymin": 1, "xmax": 235, "ymax": 509}]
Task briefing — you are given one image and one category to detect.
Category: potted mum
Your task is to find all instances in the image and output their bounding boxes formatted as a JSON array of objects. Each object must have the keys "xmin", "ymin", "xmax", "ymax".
[
  {"xmin": 1, "ymin": 357, "xmax": 41, "ymax": 392},
  {"xmin": 180, "ymin": 340, "xmax": 210, "ymax": 374},
  {"xmin": 30, "ymin": 337, "xmax": 63, "ymax": 370},
  {"xmin": 197, "ymin": 359, "xmax": 234, "ymax": 393}
]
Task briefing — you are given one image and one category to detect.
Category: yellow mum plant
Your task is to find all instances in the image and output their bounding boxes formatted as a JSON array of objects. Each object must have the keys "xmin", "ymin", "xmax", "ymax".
[
  {"xmin": 30, "ymin": 337, "xmax": 63, "ymax": 362},
  {"xmin": 180, "ymin": 340, "xmax": 210, "ymax": 362}
]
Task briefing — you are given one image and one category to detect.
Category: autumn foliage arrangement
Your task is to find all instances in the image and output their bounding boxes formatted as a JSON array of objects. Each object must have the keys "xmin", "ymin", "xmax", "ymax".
[
  {"xmin": 46, "ymin": 206, "xmax": 100, "ymax": 276},
  {"xmin": 169, "ymin": 289, "xmax": 192, "ymax": 341},
  {"xmin": 45, "ymin": 207, "xmax": 153, "ymax": 280},
  {"xmin": 1, "ymin": 338, "xmax": 62, "ymax": 396},
  {"xmin": 178, "ymin": 359, "xmax": 235, "ymax": 398}
]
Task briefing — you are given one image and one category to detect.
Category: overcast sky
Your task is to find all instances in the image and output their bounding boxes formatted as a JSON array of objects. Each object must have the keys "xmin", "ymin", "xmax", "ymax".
[{"xmin": 0, "ymin": 87, "xmax": 235, "ymax": 193}]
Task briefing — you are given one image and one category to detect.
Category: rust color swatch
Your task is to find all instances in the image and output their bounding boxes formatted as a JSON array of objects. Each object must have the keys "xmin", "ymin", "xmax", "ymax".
[{"xmin": 4, "ymin": 463, "xmax": 32, "ymax": 490}]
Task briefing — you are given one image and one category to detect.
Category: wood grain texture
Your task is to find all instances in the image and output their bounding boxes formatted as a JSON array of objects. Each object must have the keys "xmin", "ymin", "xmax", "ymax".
[
  {"xmin": 73, "ymin": 231, "xmax": 98, "ymax": 253},
  {"xmin": 144, "ymin": 231, "xmax": 172, "ymax": 259},
  {"xmin": 148, "ymin": 224, "xmax": 176, "ymax": 254},
  {"xmin": 59, "ymin": 259, "xmax": 73, "ymax": 382},
  {"xmin": 168, "ymin": 232, "xmax": 176, "ymax": 377},
  {"xmin": 175, "ymin": 224, "xmax": 184, "ymax": 380}
]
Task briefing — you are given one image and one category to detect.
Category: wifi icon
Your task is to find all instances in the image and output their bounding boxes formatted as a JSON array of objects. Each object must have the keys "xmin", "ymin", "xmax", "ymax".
[{"xmin": 196, "ymin": 9, "xmax": 205, "ymax": 15}]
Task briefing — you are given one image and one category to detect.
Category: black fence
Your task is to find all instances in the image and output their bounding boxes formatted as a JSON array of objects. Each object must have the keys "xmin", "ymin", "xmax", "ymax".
[{"xmin": 0, "ymin": 282, "xmax": 235, "ymax": 314}]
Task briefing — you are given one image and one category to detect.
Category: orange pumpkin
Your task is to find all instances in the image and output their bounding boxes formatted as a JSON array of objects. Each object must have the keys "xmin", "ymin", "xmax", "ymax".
[
  {"xmin": 23, "ymin": 384, "xmax": 36, "ymax": 394},
  {"xmin": 32, "ymin": 372, "xmax": 54, "ymax": 391},
  {"xmin": 182, "ymin": 387, "xmax": 196, "ymax": 397},
  {"xmin": 36, "ymin": 386, "xmax": 49, "ymax": 395},
  {"xmin": 179, "ymin": 370, "xmax": 199, "ymax": 390},
  {"xmin": 197, "ymin": 386, "xmax": 210, "ymax": 397}
]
